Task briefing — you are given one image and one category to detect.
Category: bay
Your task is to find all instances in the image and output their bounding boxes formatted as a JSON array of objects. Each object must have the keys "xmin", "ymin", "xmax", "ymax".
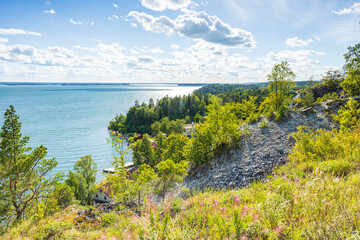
[{"xmin": 0, "ymin": 83, "xmax": 202, "ymax": 181}]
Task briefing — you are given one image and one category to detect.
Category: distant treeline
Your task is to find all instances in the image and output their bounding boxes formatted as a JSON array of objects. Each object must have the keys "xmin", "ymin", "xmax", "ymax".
[{"xmin": 108, "ymin": 83, "xmax": 274, "ymax": 135}]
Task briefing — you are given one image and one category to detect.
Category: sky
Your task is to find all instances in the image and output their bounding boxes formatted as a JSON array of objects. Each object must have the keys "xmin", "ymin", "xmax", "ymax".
[{"xmin": 0, "ymin": 0, "xmax": 359, "ymax": 83}]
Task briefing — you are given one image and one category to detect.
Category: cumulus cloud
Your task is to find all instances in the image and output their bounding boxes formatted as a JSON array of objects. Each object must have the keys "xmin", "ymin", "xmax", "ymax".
[
  {"xmin": 0, "ymin": 28, "xmax": 42, "ymax": 36},
  {"xmin": 141, "ymin": 0, "xmax": 191, "ymax": 11},
  {"xmin": 44, "ymin": 8, "xmax": 55, "ymax": 14},
  {"xmin": 131, "ymin": 23, "xmax": 137, "ymax": 28},
  {"xmin": 112, "ymin": 2, "xmax": 118, "ymax": 8},
  {"xmin": 0, "ymin": 37, "xmax": 8, "ymax": 43},
  {"xmin": 285, "ymin": 37, "xmax": 313, "ymax": 47},
  {"xmin": 332, "ymin": 2, "xmax": 360, "ymax": 15},
  {"xmin": 127, "ymin": 11, "xmax": 256, "ymax": 48}
]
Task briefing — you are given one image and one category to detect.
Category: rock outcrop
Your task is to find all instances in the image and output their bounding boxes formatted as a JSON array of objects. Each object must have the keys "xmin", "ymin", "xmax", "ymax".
[{"xmin": 183, "ymin": 100, "xmax": 348, "ymax": 190}]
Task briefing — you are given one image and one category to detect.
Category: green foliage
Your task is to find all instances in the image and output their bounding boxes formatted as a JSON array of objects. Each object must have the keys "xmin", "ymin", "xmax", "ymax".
[
  {"xmin": 161, "ymin": 133, "xmax": 189, "ymax": 163},
  {"xmin": 151, "ymin": 117, "xmax": 185, "ymax": 136},
  {"xmin": 50, "ymin": 182, "xmax": 77, "ymax": 209},
  {"xmin": 315, "ymin": 92, "xmax": 339, "ymax": 103},
  {"xmin": 263, "ymin": 61, "xmax": 296, "ymax": 120},
  {"xmin": 259, "ymin": 119, "xmax": 268, "ymax": 128},
  {"xmin": 188, "ymin": 103, "xmax": 242, "ymax": 164},
  {"xmin": 0, "ymin": 105, "xmax": 58, "ymax": 223},
  {"xmin": 65, "ymin": 171, "xmax": 88, "ymax": 205},
  {"xmin": 132, "ymin": 164, "xmax": 157, "ymax": 209},
  {"xmin": 33, "ymin": 221, "xmax": 73, "ymax": 240},
  {"xmin": 332, "ymin": 98, "xmax": 360, "ymax": 131},
  {"xmin": 156, "ymin": 159, "xmax": 188, "ymax": 202},
  {"xmin": 341, "ymin": 43, "xmax": 360, "ymax": 96},
  {"xmin": 320, "ymin": 70, "xmax": 344, "ymax": 89},
  {"xmin": 106, "ymin": 133, "xmax": 134, "ymax": 203},
  {"xmin": 319, "ymin": 159, "xmax": 354, "ymax": 176},
  {"xmin": 73, "ymin": 155, "xmax": 97, "ymax": 205},
  {"xmin": 132, "ymin": 134, "xmax": 155, "ymax": 166},
  {"xmin": 297, "ymin": 88, "xmax": 315, "ymax": 108}
]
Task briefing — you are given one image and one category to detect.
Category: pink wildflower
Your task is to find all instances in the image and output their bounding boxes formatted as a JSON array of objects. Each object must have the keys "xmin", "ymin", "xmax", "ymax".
[
  {"xmin": 203, "ymin": 218, "xmax": 207, "ymax": 223},
  {"xmin": 220, "ymin": 207, "xmax": 227, "ymax": 214},
  {"xmin": 274, "ymin": 226, "xmax": 283, "ymax": 234},
  {"xmin": 235, "ymin": 198, "xmax": 241, "ymax": 206},
  {"xmin": 243, "ymin": 206, "xmax": 249, "ymax": 211},
  {"xmin": 200, "ymin": 202, "xmax": 204, "ymax": 207}
]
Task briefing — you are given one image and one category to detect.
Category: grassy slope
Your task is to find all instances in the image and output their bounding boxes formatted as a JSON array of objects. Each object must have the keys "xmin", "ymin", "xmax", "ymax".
[{"xmin": 4, "ymin": 125, "xmax": 360, "ymax": 239}]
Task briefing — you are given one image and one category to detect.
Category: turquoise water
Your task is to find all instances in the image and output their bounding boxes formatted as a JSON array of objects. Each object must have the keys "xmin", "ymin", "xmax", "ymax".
[{"xmin": 0, "ymin": 83, "xmax": 201, "ymax": 181}]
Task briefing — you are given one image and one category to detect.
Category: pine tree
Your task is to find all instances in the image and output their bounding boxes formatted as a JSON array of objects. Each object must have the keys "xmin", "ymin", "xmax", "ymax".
[{"xmin": 0, "ymin": 105, "xmax": 58, "ymax": 222}]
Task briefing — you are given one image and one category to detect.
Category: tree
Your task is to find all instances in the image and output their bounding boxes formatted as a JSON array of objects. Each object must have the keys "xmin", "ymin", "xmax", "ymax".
[
  {"xmin": 188, "ymin": 103, "xmax": 242, "ymax": 164},
  {"xmin": 132, "ymin": 134, "xmax": 155, "ymax": 166},
  {"xmin": 0, "ymin": 105, "xmax": 58, "ymax": 222},
  {"xmin": 156, "ymin": 159, "xmax": 188, "ymax": 203},
  {"xmin": 73, "ymin": 155, "xmax": 97, "ymax": 205},
  {"xmin": 65, "ymin": 171, "xmax": 88, "ymax": 205},
  {"xmin": 341, "ymin": 43, "xmax": 360, "ymax": 96},
  {"xmin": 321, "ymin": 70, "xmax": 344, "ymax": 89},
  {"xmin": 161, "ymin": 133, "xmax": 189, "ymax": 163},
  {"xmin": 132, "ymin": 164, "xmax": 156, "ymax": 211},
  {"xmin": 267, "ymin": 61, "xmax": 296, "ymax": 112}
]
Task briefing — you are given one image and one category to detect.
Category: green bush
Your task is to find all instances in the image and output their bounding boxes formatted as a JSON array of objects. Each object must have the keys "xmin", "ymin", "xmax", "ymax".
[
  {"xmin": 319, "ymin": 159, "xmax": 354, "ymax": 176},
  {"xmin": 34, "ymin": 221, "xmax": 73, "ymax": 240},
  {"xmin": 100, "ymin": 212, "xmax": 118, "ymax": 227}
]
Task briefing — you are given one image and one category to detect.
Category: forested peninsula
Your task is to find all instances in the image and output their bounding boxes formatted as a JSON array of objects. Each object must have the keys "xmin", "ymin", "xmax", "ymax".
[{"xmin": 1, "ymin": 43, "xmax": 360, "ymax": 239}]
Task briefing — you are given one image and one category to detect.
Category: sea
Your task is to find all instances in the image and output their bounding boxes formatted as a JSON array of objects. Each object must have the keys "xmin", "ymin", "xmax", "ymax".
[{"xmin": 0, "ymin": 83, "xmax": 202, "ymax": 181}]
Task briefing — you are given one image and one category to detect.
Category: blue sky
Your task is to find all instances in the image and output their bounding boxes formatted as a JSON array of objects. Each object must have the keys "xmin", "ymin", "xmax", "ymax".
[{"xmin": 0, "ymin": 0, "xmax": 359, "ymax": 83}]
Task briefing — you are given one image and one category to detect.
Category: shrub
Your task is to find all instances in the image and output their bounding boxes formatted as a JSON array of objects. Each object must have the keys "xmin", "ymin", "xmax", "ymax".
[
  {"xmin": 319, "ymin": 159, "xmax": 354, "ymax": 176},
  {"xmin": 33, "ymin": 221, "xmax": 73, "ymax": 240}
]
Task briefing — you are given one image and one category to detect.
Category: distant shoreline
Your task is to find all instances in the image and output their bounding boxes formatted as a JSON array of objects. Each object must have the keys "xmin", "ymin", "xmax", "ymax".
[{"xmin": 0, "ymin": 82, "xmax": 208, "ymax": 87}]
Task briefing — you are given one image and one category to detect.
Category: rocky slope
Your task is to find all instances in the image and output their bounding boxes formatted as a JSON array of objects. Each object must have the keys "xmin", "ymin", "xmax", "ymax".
[{"xmin": 183, "ymin": 99, "xmax": 352, "ymax": 190}]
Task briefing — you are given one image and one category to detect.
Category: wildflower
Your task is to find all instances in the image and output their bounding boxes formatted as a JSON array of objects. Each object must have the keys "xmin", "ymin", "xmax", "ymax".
[
  {"xmin": 283, "ymin": 176, "xmax": 287, "ymax": 180},
  {"xmin": 220, "ymin": 207, "xmax": 227, "ymax": 214},
  {"xmin": 235, "ymin": 198, "xmax": 241, "ymax": 206},
  {"xmin": 243, "ymin": 206, "xmax": 249, "ymax": 211},
  {"xmin": 293, "ymin": 194, "xmax": 296, "ymax": 198},
  {"xmin": 203, "ymin": 218, "xmax": 207, "ymax": 223},
  {"xmin": 274, "ymin": 225, "xmax": 283, "ymax": 234},
  {"xmin": 234, "ymin": 195, "xmax": 239, "ymax": 199},
  {"xmin": 200, "ymin": 202, "xmax": 204, "ymax": 207},
  {"xmin": 213, "ymin": 199, "xmax": 219, "ymax": 208}
]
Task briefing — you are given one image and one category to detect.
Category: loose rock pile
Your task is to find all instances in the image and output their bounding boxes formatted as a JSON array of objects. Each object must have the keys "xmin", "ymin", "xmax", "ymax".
[{"xmin": 183, "ymin": 99, "xmax": 350, "ymax": 190}]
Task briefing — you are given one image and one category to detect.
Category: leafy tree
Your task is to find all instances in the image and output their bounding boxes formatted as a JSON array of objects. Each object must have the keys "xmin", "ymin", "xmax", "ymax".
[
  {"xmin": 132, "ymin": 164, "xmax": 157, "ymax": 210},
  {"xmin": 321, "ymin": 70, "xmax": 344, "ymax": 89},
  {"xmin": 297, "ymin": 88, "xmax": 315, "ymax": 108},
  {"xmin": 0, "ymin": 105, "xmax": 58, "ymax": 222},
  {"xmin": 73, "ymin": 155, "xmax": 97, "ymax": 205},
  {"xmin": 156, "ymin": 159, "xmax": 188, "ymax": 202},
  {"xmin": 341, "ymin": 43, "xmax": 360, "ymax": 96},
  {"xmin": 188, "ymin": 103, "xmax": 242, "ymax": 164},
  {"xmin": 266, "ymin": 61, "xmax": 296, "ymax": 113},
  {"xmin": 132, "ymin": 134, "xmax": 155, "ymax": 166},
  {"xmin": 161, "ymin": 133, "xmax": 189, "ymax": 163},
  {"xmin": 65, "ymin": 171, "xmax": 88, "ymax": 205},
  {"xmin": 106, "ymin": 133, "xmax": 135, "ymax": 203}
]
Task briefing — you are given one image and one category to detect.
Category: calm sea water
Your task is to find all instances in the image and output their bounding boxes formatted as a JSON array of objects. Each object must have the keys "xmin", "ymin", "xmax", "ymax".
[{"xmin": 0, "ymin": 83, "xmax": 201, "ymax": 181}]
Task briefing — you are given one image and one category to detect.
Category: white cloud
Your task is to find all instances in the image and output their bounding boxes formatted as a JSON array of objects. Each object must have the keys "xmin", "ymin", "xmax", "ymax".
[
  {"xmin": 44, "ymin": 8, "xmax": 55, "ymax": 14},
  {"xmin": 141, "ymin": 0, "xmax": 191, "ymax": 11},
  {"xmin": 0, "ymin": 37, "xmax": 8, "ymax": 43},
  {"xmin": 108, "ymin": 15, "xmax": 121, "ymax": 21},
  {"xmin": 332, "ymin": 2, "xmax": 360, "ymax": 15},
  {"xmin": 70, "ymin": 18, "xmax": 94, "ymax": 25},
  {"xmin": 70, "ymin": 18, "xmax": 84, "ymax": 25},
  {"xmin": 285, "ymin": 37, "xmax": 313, "ymax": 47},
  {"xmin": 171, "ymin": 44, "xmax": 180, "ymax": 50},
  {"xmin": 127, "ymin": 11, "xmax": 256, "ymax": 48},
  {"xmin": 0, "ymin": 28, "xmax": 42, "ymax": 36},
  {"xmin": 131, "ymin": 23, "xmax": 137, "ymax": 28},
  {"xmin": 45, "ymin": 1, "xmax": 51, "ymax": 4},
  {"xmin": 112, "ymin": 2, "xmax": 118, "ymax": 8}
]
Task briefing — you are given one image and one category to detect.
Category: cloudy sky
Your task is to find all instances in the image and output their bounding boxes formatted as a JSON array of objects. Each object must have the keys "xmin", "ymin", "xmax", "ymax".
[{"xmin": 0, "ymin": 0, "xmax": 359, "ymax": 83}]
